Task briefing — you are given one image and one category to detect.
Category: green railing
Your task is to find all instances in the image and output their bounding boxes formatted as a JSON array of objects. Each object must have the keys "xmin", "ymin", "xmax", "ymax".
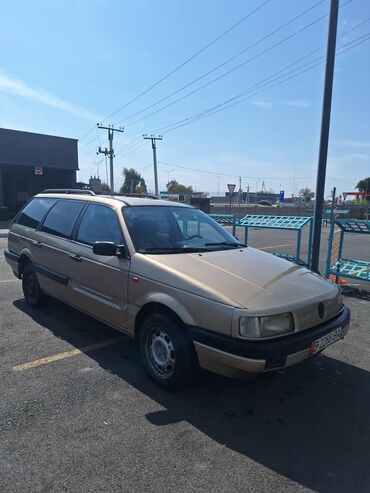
[{"xmin": 325, "ymin": 219, "xmax": 370, "ymax": 282}]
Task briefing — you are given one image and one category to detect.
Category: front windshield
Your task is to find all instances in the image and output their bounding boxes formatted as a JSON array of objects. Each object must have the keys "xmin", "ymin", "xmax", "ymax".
[{"xmin": 122, "ymin": 206, "xmax": 244, "ymax": 254}]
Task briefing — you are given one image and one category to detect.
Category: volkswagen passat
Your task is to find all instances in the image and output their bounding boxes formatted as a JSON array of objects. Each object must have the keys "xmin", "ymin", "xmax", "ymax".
[{"xmin": 5, "ymin": 190, "xmax": 350, "ymax": 388}]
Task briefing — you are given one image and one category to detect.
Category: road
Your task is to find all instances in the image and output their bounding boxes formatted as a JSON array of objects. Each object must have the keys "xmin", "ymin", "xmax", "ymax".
[{"xmin": 1, "ymin": 236, "xmax": 369, "ymax": 492}]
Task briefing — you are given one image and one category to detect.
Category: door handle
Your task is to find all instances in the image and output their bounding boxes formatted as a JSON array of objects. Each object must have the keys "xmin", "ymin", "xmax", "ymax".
[
  {"xmin": 69, "ymin": 254, "xmax": 82, "ymax": 262},
  {"xmin": 32, "ymin": 240, "xmax": 42, "ymax": 247}
]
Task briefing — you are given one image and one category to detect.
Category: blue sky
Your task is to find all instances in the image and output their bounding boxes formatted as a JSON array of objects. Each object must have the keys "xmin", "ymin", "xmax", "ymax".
[{"xmin": 0, "ymin": 0, "xmax": 369, "ymax": 197}]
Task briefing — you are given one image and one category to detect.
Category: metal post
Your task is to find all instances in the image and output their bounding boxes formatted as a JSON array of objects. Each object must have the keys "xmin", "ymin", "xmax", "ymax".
[
  {"xmin": 307, "ymin": 219, "xmax": 314, "ymax": 268},
  {"xmin": 325, "ymin": 212, "xmax": 336, "ymax": 278},
  {"xmin": 311, "ymin": 0, "xmax": 339, "ymax": 273},
  {"xmin": 329, "ymin": 187, "xmax": 336, "ymax": 224},
  {"xmin": 143, "ymin": 134, "xmax": 162, "ymax": 198},
  {"xmin": 108, "ymin": 128, "xmax": 114, "ymax": 193},
  {"xmin": 152, "ymin": 140, "xmax": 159, "ymax": 197},
  {"xmin": 244, "ymin": 226, "xmax": 249, "ymax": 245},
  {"xmin": 296, "ymin": 229, "xmax": 302, "ymax": 264},
  {"xmin": 97, "ymin": 124, "xmax": 124, "ymax": 193}
]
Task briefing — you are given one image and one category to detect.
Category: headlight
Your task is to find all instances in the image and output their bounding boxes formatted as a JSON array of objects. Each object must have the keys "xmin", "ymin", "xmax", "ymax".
[{"xmin": 239, "ymin": 313, "xmax": 294, "ymax": 339}]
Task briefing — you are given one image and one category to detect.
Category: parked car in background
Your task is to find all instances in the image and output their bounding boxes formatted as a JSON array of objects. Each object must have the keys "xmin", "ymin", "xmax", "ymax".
[{"xmin": 5, "ymin": 190, "xmax": 350, "ymax": 389}]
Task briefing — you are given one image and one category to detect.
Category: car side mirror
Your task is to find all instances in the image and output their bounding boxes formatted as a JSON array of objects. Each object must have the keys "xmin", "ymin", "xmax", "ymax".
[{"xmin": 93, "ymin": 241, "xmax": 129, "ymax": 258}]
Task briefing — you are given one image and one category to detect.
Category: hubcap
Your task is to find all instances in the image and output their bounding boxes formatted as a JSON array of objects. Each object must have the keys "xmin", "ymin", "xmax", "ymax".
[{"xmin": 145, "ymin": 328, "xmax": 176, "ymax": 379}]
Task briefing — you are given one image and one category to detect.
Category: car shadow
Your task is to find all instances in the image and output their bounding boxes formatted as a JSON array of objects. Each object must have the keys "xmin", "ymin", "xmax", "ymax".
[{"xmin": 14, "ymin": 297, "xmax": 370, "ymax": 493}]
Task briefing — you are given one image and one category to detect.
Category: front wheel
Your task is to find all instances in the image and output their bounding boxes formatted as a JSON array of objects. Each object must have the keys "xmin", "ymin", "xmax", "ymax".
[
  {"xmin": 22, "ymin": 263, "xmax": 46, "ymax": 308},
  {"xmin": 139, "ymin": 313, "xmax": 198, "ymax": 390}
]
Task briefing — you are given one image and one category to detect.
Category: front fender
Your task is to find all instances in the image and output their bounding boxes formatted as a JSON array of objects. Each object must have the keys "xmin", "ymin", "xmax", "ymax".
[{"xmin": 126, "ymin": 291, "xmax": 196, "ymax": 335}]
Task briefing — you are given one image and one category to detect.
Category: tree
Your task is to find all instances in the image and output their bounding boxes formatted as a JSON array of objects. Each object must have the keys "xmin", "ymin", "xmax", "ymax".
[
  {"xmin": 120, "ymin": 168, "xmax": 147, "ymax": 194},
  {"xmin": 100, "ymin": 183, "xmax": 111, "ymax": 193},
  {"xmin": 166, "ymin": 179, "xmax": 193, "ymax": 193},
  {"xmin": 356, "ymin": 177, "xmax": 370, "ymax": 201},
  {"xmin": 299, "ymin": 187, "xmax": 315, "ymax": 203}
]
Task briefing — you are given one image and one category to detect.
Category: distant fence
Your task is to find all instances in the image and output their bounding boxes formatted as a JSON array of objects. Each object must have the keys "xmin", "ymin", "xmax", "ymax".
[{"xmin": 210, "ymin": 204, "xmax": 367, "ymax": 220}]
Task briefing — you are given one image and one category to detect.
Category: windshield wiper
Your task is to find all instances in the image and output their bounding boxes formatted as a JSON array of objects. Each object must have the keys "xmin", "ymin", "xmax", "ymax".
[
  {"xmin": 139, "ymin": 246, "xmax": 206, "ymax": 254},
  {"xmin": 204, "ymin": 241, "xmax": 246, "ymax": 248}
]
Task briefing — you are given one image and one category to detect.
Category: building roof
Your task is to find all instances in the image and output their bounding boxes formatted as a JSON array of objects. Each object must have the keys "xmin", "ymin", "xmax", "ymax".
[{"xmin": 0, "ymin": 127, "xmax": 78, "ymax": 170}]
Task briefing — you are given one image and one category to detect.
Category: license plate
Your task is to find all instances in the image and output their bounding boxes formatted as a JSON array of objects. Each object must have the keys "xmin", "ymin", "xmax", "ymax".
[{"xmin": 309, "ymin": 327, "xmax": 343, "ymax": 356}]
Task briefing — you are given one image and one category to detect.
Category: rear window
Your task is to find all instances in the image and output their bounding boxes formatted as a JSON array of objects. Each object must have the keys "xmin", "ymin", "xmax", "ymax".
[
  {"xmin": 16, "ymin": 198, "xmax": 57, "ymax": 229},
  {"xmin": 41, "ymin": 200, "xmax": 85, "ymax": 239}
]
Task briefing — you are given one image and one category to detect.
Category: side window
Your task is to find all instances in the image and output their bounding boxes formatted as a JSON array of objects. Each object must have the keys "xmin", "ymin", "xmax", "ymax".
[
  {"xmin": 76, "ymin": 204, "xmax": 123, "ymax": 246},
  {"xmin": 16, "ymin": 198, "xmax": 56, "ymax": 229},
  {"xmin": 41, "ymin": 200, "xmax": 85, "ymax": 239}
]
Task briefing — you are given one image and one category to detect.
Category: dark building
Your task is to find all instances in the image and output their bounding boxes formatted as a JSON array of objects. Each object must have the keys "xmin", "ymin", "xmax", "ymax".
[{"xmin": 0, "ymin": 128, "xmax": 78, "ymax": 213}]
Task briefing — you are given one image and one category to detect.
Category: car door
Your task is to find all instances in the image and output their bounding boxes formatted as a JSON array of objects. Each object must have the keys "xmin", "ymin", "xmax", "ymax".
[
  {"xmin": 35, "ymin": 199, "xmax": 86, "ymax": 302},
  {"xmin": 67, "ymin": 203, "xmax": 129, "ymax": 330}
]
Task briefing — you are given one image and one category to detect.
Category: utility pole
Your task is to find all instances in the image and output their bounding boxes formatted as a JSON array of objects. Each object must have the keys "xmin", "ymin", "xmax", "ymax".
[
  {"xmin": 143, "ymin": 134, "xmax": 162, "ymax": 198},
  {"xmin": 97, "ymin": 124, "xmax": 124, "ymax": 193},
  {"xmin": 311, "ymin": 0, "xmax": 339, "ymax": 273},
  {"xmin": 237, "ymin": 177, "xmax": 242, "ymax": 204}
]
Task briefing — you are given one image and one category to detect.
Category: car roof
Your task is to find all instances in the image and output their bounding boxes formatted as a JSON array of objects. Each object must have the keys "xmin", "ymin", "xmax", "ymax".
[{"xmin": 35, "ymin": 192, "xmax": 192, "ymax": 208}]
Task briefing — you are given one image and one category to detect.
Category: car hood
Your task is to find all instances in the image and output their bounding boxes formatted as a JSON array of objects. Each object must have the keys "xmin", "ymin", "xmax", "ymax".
[{"xmin": 140, "ymin": 247, "xmax": 338, "ymax": 310}]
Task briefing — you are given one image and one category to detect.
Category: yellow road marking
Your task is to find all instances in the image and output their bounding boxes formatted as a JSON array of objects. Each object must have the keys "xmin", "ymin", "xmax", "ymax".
[
  {"xmin": 13, "ymin": 336, "xmax": 126, "ymax": 372},
  {"xmin": 259, "ymin": 243, "xmax": 293, "ymax": 250}
]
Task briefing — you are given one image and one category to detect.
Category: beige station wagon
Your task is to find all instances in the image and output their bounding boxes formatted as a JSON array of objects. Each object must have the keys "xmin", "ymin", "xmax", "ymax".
[{"xmin": 5, "ymin": 190, "xmax": 350, "ymax": 389}]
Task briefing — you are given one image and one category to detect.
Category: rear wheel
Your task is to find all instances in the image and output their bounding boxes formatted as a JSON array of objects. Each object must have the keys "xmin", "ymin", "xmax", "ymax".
[
  {"xmin": 22, "ymin": 263, "xmax": 46, "ymax": 308},
  {"xmin": 139, "ymin": 312, "xmax": 198, "ymax": 390}
]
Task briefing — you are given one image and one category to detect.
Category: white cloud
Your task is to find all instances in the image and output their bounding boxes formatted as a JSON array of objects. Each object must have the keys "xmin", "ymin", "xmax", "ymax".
[
  {"xmin": 334, "ymin": 139, "xmax": 370, "ymax": 149},
  {"xmin": 0, "ymin": 72, "xmax": 100, "ymax": 122},
  {"xmin": 251, "ymin": 100, "xmax": 272, "ymax": 109},
  {"xmin": 281, "ymin": 100, "xmax": 311, "ymax": 108}
]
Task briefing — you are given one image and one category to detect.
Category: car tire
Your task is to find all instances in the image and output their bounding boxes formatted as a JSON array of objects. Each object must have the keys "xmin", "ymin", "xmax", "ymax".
[
  {"xmin": 139, "ymin": 312, "xmax": 198, "ymax": 390},
  {"xmin": 22, "ymin": 263, "xmax": 46, "ymax": 308}
]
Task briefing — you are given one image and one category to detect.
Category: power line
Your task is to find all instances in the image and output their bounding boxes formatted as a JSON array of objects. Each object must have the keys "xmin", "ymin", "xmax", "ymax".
[
  {"xmin": 77, "ymin": 3, "xmax": 271, "ymax": 143},
  {"xmin": 80, "ymin": 13, "xmax": 366, "ymax": 160},
  {"xmin": 123, "ymin": 0, "xmax": 354, "ymax": 129},
  {"xmin": 124, "ymin": 11, "xmax": 329, "ymax": 128},
  {"xmin": 99, "ymin": 0, "xmax": 273, "ymax": 124},
  {"xmin": 150, "ymin": 29, "xmax": 370, "ymax": 136},
  {"xmin": 113, "ymin": 27, "xmax": 370, "ymax": 157},
  {"xmin": 158, "ymin": 160, "xmax": 315, "ymax": 180},
  {"xmin": 115, "ymin": 0, "xmax": 327, "ymax": 126}
]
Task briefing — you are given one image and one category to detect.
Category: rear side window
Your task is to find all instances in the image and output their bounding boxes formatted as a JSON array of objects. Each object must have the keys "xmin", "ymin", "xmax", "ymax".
[
  {"xmin": 16, "ymin": 198, "xmax": 56, "ymax": 229},
  {"xmin": 41, "ymin": 200, "xmax": 85, "ymax": 239},
  {"xmin": 76, "ymin": 204, "xmax": 122, "ymax": 246}
]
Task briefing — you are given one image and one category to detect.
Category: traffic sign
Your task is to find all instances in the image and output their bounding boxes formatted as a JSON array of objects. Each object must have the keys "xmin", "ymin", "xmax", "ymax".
[
  {"xmin": 227, "ymin": 183, "xmax": 236, "ymax": 194},
  {"xmin": 34, "ymin": 166, "xmax": 43, "ymax": 175}
]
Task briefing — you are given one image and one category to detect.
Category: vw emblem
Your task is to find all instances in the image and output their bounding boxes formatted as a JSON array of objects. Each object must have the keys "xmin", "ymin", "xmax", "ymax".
[{"xmin": 318, "ymin": 302, "xmax": 325, "ymax": 319}]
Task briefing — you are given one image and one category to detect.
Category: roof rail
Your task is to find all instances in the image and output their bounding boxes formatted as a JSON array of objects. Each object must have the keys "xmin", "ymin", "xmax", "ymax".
[
  {"xmin": 100, "ymin": 192, "xmax": 158, "ymax": 199},
  {"xmin": 41, "ymin": 189, "xmax": 96, "ymax": 196}
]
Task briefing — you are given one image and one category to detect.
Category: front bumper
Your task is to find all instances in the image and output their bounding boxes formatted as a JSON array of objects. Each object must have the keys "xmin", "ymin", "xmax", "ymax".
[{"xmin": 189, "ymin": 306, "xmax": 350, "ymax": 377}]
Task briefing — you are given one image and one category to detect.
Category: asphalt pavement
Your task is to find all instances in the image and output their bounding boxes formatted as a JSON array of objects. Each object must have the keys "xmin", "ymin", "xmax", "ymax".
[{"xmin": 0, "ymin": 235, "xmax": 369, "ymax": 493}]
